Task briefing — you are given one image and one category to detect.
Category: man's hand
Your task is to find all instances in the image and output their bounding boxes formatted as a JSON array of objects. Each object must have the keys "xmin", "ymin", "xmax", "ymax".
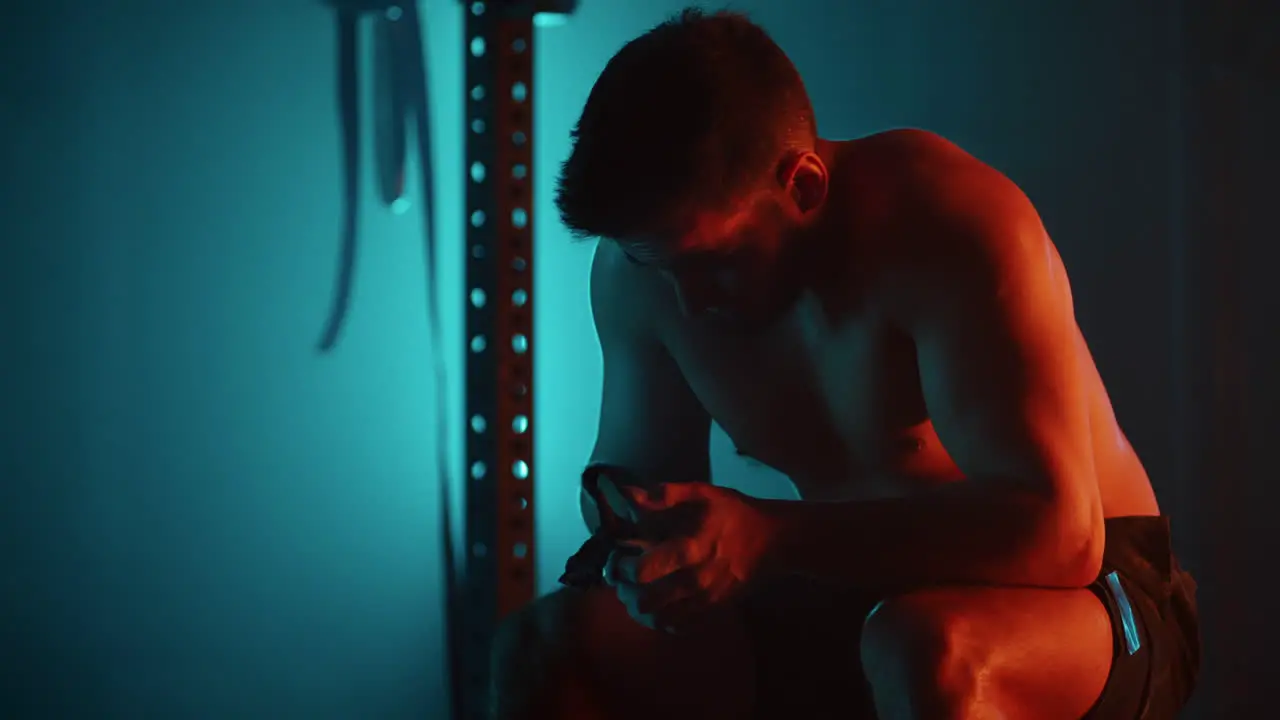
[{"xmin": 599, "ymin": 479, "xmax": 783, "ymax": 633}]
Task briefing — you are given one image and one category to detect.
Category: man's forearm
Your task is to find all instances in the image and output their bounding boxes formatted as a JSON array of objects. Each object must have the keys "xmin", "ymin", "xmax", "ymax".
[{"xmin": 766, "ymin": 481, "xmax": 1102, "ymax": 592}]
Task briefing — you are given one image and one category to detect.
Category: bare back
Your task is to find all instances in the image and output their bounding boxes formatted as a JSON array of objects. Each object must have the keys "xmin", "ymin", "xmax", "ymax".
[{"xmin": 588, "ymin": 131, "xmax": 1159, "ymax": 519}]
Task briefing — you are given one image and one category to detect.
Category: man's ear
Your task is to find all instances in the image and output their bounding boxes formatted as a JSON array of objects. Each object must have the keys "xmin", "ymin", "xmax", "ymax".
[{"xmin": 776, "ymin": 150, "xmax": 829, "ymax": 214}]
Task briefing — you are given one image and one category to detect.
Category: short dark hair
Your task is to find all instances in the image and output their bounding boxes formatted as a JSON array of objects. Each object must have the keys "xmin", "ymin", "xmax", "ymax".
[{"xmin": 554, "ymin": 7, "xmax": 816, "ymax": 241}]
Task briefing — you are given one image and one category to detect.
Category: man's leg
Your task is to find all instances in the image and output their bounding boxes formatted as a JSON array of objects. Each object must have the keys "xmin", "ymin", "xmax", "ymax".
[
  {"xmin": 860, "ymin": 586, "xmax": 1114, "ymax": 720},
  {"xmin": 491, "ymin": 586, "xmax": 756, "ymax": 720}
]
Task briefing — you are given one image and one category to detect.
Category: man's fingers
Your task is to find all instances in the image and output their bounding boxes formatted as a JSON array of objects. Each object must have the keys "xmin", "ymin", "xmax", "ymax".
[
  {"xmin": 635, "ymin": 566, "xmax": 701, "ymax": 615},
  {"xmin": 613, "ymin": 568, "xmax": 706, "ymax": 633},
  {"xmin": 644, "ymin": 571, "xmax": 714, "ymax": 635},
  {"xmin": 597, "ymin": 481, "xmax": 705, "ymax": 544},
  {"xmin": 613, "ymin": 541, "xmax": 690, "ymax": 585},
  {"xmin": 613, "ymin": 582, "xmax": 657, "ymax": 630},
  {"xmin": 602, "ymin": 545, "xmax": 649, "ymax": 586},
  {"xmin": 596, "ymin": 478, "xmax": 683, "ymax": 521},
  {"xmin": 608, "ymin": 549, "xmax": 640, "ymax": 585},
  {"xmin": 620, "ymin": 482, "xmax": 697, "ymax": 511},
  {"xmin": 597, "ymin": 477, "xmax": 640, "ymax": 523},
  {"xmin": 614, "ymin": 582, "xmax": 696, "ymax": 631}
]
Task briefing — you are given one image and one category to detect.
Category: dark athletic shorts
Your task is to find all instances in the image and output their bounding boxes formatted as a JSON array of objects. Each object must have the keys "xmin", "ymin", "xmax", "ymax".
[{"xmin": 561, "ymin": 467, "xmax": 1200, "ymax": 719}]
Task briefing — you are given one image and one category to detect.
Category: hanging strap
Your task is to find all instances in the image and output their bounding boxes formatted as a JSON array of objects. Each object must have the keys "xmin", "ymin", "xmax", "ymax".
[
  {"xmin": 315, "ymin": 6, "xmax": 361, "ymax": 353},
  {"xmin": 316, "ymin": 4, "xmax": 461, "ymax": 717}
]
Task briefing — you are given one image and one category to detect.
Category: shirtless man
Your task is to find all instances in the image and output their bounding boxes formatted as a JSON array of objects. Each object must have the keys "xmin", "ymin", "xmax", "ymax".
[{"xmin": 491, "ymin": 9, "xmax": 1199, "ymax": 719}]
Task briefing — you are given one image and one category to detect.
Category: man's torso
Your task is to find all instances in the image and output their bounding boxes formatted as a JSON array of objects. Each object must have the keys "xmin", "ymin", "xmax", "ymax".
[{"xmin": 614, "ymin": 130, "xmax": 1160, "ymax": 517}]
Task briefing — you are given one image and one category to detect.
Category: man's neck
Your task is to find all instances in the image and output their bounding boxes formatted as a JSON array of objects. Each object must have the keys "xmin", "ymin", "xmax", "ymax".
[{"xmin": 795, "ymin": 140, "xmax": 871, "ymax": 317}]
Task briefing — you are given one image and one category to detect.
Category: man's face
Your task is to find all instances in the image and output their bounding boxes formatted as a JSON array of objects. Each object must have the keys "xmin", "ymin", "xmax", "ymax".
[{"xmin": 617, "ymin": 192, "xmax": 813, "ymax": 328}]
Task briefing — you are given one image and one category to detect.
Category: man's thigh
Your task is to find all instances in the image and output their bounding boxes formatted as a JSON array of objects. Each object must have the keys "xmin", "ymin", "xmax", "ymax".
[
  {"xmin": 862, "ymin": 585, "xmax": 1114, "ymax": 720},
  {"xmin": 566, "ymin": 586, "xmax": 757, "ymax": 720}
]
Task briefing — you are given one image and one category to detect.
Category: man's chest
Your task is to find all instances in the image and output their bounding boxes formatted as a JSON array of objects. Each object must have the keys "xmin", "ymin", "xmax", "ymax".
[{"xmin": 663, "ymin": 297, "xmax": 941, "ymax": 489}]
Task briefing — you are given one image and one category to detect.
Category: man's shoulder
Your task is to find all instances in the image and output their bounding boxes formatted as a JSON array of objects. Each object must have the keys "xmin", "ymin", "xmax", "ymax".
[
  {"xmin": 856, "ymin": 127, "xmax": 972, "ymax": 170},
  {"xmin": 861, "ymin": 133, "xmax": 1055, "ymax": 317},
  {"xmin": 857, "ymin": 128, "xmax": 1008, "ymax": 195},
  {"xmin": 865, "ymin": 131, "xmax": 1043, "ymax": 258}
]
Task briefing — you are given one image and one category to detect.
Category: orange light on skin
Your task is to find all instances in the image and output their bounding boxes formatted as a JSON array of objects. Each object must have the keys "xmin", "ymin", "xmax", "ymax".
[{"xmin": 620, "ymin": 189, "xmax": 774, "ymax": 267}]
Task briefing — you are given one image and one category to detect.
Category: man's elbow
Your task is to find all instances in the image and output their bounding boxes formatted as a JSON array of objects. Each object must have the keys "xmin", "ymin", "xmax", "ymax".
[
  {"xmin": 1069, "ymin": 510, "xmax": 1106, "ymax": 586},
  {"xmin": 1033, "ymin": 495, "xmax": 1105, "ymax": 588}
]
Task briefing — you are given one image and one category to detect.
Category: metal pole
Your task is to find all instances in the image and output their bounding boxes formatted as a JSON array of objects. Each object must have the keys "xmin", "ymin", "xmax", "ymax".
[{"xmin": 460, "ymin": 2, "xmax": 537, "ymax": 716}]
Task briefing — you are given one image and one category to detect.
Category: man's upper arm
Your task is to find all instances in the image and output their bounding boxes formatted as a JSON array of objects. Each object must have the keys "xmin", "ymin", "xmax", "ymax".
[
  {"xmin": 587, "ymin": 241, "xmax": 712, "ymax": 485},
  {"xmin": 899, "ymin": 177, "xmax": 1103, "ymax": 573}
]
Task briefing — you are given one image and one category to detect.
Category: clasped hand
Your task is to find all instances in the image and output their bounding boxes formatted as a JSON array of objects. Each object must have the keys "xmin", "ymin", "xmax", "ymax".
[{"xmin": 599, "ymin": 479, "xmax": 784, "ymax": 634}]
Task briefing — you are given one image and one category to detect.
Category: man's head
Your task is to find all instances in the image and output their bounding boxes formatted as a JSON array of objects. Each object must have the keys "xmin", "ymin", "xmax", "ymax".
[{"xmin": 555, "ymin": 8, "xmax": 831, "ymax": 325}]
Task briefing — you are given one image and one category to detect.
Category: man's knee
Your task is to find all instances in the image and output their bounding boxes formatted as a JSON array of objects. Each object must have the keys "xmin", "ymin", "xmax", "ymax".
[
  {"xmin": 491, "ymin": 588, "xmax": 601, "ymax": 718},
  {"xmin": 492, "ymin": 586, "xmax": 752, "ymax": 720},
  {"xmin": 859, "ymin": 591, "xmax": 987, "ymax": 714},
  {"xmin": 492, "ymin": 587, "xmax": 586, "ymax": 669}
]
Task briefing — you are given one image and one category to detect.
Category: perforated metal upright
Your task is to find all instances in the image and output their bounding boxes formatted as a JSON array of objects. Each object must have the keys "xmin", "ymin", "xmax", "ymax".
[{"xmin": 459, "ymin": 1, "xmax": 537, "ymax": 718}]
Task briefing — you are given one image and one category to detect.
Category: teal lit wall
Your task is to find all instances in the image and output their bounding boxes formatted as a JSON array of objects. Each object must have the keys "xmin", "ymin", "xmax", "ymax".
[{"xmin": 8, "ymin": 1, "xmax": 1270, "ymax": 717}]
